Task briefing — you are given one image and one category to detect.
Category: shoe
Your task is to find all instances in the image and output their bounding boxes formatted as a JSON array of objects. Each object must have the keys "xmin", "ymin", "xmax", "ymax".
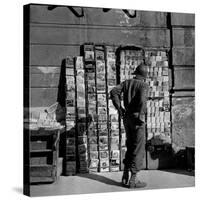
[
  {"xmin": 121, "ymin": 169, "xmax": 129, "ymax": 186},
  {"xmin": 129, "ymin": 173, "xmax": 147, "ymax": 189},
  {"xmin": 129, "ymin": 180, "xmax": 147, "ymax": 188}
]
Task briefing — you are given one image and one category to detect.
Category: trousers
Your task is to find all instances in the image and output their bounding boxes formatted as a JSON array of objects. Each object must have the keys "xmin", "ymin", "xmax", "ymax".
[{"xmin": 123, "ymin": 115, "xmax": 145, "ymax": 173}]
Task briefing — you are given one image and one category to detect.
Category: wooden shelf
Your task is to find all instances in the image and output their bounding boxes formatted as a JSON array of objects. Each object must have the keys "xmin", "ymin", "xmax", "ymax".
[
  {"xmin": 30, "ymin": 149, "xmax": 53, "ymax": 153},
  {"xmin": 30, "ymin": 164, "xmax": 53, "ymax": 167}
]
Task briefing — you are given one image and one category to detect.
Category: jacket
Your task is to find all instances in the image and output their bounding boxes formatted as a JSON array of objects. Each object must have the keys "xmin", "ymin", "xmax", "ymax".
[{"xmin": 110, "ymin": 75, "xmax": 149, "ymax": 122}]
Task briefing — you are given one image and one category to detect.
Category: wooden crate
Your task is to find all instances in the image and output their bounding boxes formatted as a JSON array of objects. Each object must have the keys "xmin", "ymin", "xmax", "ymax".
[{"xmin": 29, "ymin": 128, "xmax": 61, "ymax": 184}]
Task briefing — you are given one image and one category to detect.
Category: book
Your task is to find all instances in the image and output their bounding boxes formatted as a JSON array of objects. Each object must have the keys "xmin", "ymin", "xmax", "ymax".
[
  {"xmin": 99, "ymin": 151, "xmax": 109, "ymax": 159},
  {"xmin": 97, "ymin": 94, "xmax": 107, "ymax": 107},
  {"xmin": 110, "ymin": 114, "xmax": 118, "ymax": 122},
  {"xmin": 78, "ymin": 144, "xmax": 87, "ymax": 154},
  {"xmin": 66, "ymin": 68, "xmax": 74, "ymax": 76},
  {"xmin": 89, "ymin": 151, "xmax": 98, "ymax": 159},
  {"xmin": 66, "ymin": 76, "xmax": 75, "ymax": 90},
  {"xmin": 88, "ymin": 137, "xmax": 97, "ymax": 144},
  {"xmin": 85, "ymin": 51, "xmax": 95, "ymax": 61},
  {"xmin": 110, "ymin": 137, "xmax": 119, "ymax": 150},
  {"xmin": 95, "ymin": 50, "xmax": 105, "ymax": 60},
  {"xmin": 111, "ymin": 150, "xmax": 120, "ymax": 159},
  {"xmin": 100, "ymin": 159, "xmax": 109, "ymax": 168},
  {"xmin": 96, "ymin": 61, "xmax": 106, "ymax": 74},
  {"xmin": 89, "ymin": 144, "xmax": 98, "ymax": 151},
  {"xmin": 99, "ymin": 137, "xmax": 108, "ymax": 150},
  {"xmin": 89, "ymin": 159, "xmax": 99, "ymax": 168},
  {"xmin": 110, "ymin": 129, "xmax": 119, "ymax": 137},
  {"xmin": 65, "ymin": 56, "xmax": 74, "ymax": 67},
  {"xmin": 98, "ymin": 107, "xmax": 107, "ymax": 115},
  {"xmin": 75, "ymin": 56, "xmax": 84, "ymax": 69}
]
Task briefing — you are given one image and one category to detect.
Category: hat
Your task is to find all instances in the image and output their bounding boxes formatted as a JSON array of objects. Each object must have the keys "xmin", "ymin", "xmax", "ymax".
[{"xmin": 133, "ymin": 63, "xmax": 148, "ymax": 78}]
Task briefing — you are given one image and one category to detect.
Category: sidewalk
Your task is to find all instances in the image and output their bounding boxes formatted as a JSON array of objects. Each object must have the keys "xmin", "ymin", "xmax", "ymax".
[{"xmin": 30, "ymin": 169, "xmax": 195, "ymax": 197}]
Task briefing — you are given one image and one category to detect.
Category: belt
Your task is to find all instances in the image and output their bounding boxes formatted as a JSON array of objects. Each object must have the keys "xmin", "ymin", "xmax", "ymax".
[{"xmin": 125, "ymin": 112, "xmax": 145, "ymax": 122}]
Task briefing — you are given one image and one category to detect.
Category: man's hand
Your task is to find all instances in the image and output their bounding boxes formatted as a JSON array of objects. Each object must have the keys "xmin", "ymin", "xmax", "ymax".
[{"xmin": 118, "ymin": 107, "xmax": 126, "ymax": 118}]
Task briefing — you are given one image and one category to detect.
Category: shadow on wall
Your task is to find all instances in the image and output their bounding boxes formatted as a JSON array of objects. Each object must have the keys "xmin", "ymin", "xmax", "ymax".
[
  {"xmin": 146, "ymin": 137, "xmax": 195, "ymax": 174},
  {"xmin": 55, "ymin": 59, "xmax": 66, "ymax": 161},
  {"xmin": 160, "ymin": 147, "xmax": 195, "ymax": 177},
  {"xmin": 76, "ymin": 115, "xmax": 93, "ymax": 173},
  {"xmin": 146, "ymin": 138, "xmax": 174, "ymax": 170},
  {"xmin": 55, "ymin": 59, "xmax": 66, "ymax": 125}
]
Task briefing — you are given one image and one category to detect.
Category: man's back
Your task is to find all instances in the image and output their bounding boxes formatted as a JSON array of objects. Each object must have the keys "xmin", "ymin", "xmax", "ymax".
[
  {"xmin": 122, "ymin": 77, "xmax": 149, "ymax": 115},
  {"xmin": 110, "ymin": 75, "xmax": 149, "ymax": 118}
]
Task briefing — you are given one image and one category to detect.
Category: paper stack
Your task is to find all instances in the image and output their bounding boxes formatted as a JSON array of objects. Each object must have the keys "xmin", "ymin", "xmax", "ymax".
[
  {"xmin": 120, "ymin": 49, "xmax": 144, "ymax": 82},
  {"xmin": 75, "ymin": 56, "xmax": 89, "ymax": 173},
  {"xmin": 65, "ymin": 56, "xmax": 77, "ymax": 175},
  {"xmin": 83, "ymin": 44, "xmax": 99, "ymax": 172},
  {"xmin": 95, "ymin": 45, "xmax": 109, "ymax": 172},
  {"xmin": 145, "ymin": 50, "xmax": 171, "ymax": 142}
]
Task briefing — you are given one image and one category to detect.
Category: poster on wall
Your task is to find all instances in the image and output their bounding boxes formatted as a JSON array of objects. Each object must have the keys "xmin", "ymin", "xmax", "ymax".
[{"xmin": 24, "ymin": 2, "xmax": 195, "ymax": 197}]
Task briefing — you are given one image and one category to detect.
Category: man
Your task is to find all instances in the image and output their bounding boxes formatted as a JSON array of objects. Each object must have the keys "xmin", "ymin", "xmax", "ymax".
[{"xmin": 110, "ymin": 63, "xmax": 149, "ymax": 189}]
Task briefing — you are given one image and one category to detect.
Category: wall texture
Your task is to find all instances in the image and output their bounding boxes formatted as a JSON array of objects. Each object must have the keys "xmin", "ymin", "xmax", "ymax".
[
  {"xmin": 24, "ymin": 4, "xmax": 195, "ymax": 149},
  {"xmin": 170, "ymin": 13, "xmax": 195, "ymax": 148},
  {"xmin": 25, "ymin": 4, "xmax": 170, "ymax": 108}
]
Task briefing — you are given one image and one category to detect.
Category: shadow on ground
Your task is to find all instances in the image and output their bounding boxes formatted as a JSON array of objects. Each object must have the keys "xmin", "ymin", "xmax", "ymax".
[{"xmin": 77, "ymin": 173, "xmax": 125, "ymax": 188}]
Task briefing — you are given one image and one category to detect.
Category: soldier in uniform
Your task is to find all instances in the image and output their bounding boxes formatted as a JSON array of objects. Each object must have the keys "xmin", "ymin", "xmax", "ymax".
[{"xmin": 110, "ymin": 64, "xmax": 149, "ymax": 188}]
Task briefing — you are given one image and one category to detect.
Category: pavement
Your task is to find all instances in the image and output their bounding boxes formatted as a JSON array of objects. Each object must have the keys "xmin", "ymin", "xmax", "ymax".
[{"xmin": 30, "ymin": 169, "xmax": 195, "ymax": 197}]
